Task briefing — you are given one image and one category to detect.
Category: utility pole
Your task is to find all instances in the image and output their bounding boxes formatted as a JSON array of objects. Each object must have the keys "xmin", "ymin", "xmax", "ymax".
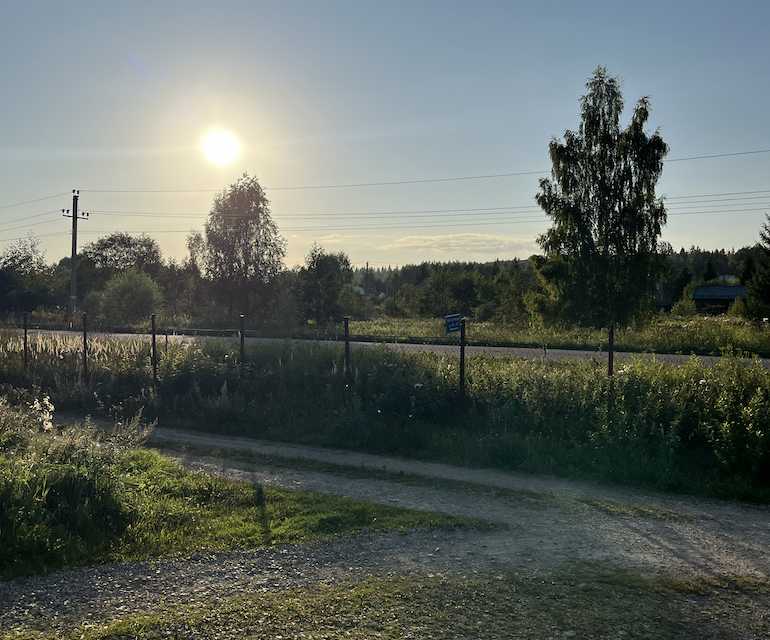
[{"xmin": 62, "ymin": 190, "xmax": 89, "ymax": 316}]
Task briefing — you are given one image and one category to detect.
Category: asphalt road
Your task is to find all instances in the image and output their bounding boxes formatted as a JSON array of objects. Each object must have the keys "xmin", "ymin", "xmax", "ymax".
[{"xmin": 28, "ymin": 328, "xmax": 768, "ymax": 368}]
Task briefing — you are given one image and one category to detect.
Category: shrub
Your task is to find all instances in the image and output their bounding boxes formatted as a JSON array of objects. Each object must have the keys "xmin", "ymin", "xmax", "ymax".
[{"xmin": 0, "ymin": 396, "xmax": 153, "ymax": 578}]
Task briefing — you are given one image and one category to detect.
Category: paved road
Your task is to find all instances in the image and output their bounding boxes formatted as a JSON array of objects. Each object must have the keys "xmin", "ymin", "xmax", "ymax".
[{"xmin": 29, "ymin": 328, "xmax": 767, "ymax": 367}]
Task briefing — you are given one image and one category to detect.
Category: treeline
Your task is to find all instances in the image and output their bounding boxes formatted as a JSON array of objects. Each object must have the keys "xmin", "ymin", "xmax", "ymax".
[
  {"xmin": 1, "ymin": 232, "xmax": 767, "ymax": 330},
  {"xmin": 1, "ymin": 171, "xmax": 768, "ymax": 329}
]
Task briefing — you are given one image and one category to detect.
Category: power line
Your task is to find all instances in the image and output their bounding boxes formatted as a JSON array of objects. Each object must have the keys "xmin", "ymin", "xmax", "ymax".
[
  {"xmin": 73, "ymin": 149, "xmax": 770, "ymax": 194},
  {"xmin": 263, "ymin": 149, "xmax": 770, "ymax": 190},
  {"xmin": 0, "ymin": 210, "xmax": 62, "ymax": 227},
  {"xmin": 267, "ymin": 170, "xmax": 549, "ymax": 191},
  {"xmin": 0, "ymin": 192, "xmax": 69, "ymax": 211},
  {"xmin": 666, "ymin": 149, "xmax": 770, "ymax": 163},
  {"xmin": 666, "ymin": 189, "xmax": 770, "ymax": 200},
  {"xmin": 73, "ymin": 190, "xmax": 770, "ymax": 220},
  {"xmin": 1, "ymin": 187, "xmax": 766, "ymax": 245},
  {"xmin": 81, "ymin": 188, "xmax": 219, "ymax": 194}
]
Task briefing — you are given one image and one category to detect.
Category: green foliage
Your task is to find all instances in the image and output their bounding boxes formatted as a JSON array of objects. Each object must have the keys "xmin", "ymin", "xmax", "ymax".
[
  {"xmin": 0, "ymin": 401, "xmax": 149, "ymax": 579},
  {"xmin": 746, "ymin": 214, "xmax": 770, "ymax": 319},
  {"xmin": 5, "ymin": 331, "xmax": 770, "ymax": 501},
  {"xmin": 296, "ymin": 243, "xmax": 353, "ymax": 324},
  {"xmin": 0, "ymin": 233, "xmax": 55, "ymax": 312},
  {"xmin": 203, "ymin": 173, "xmax": 286, "ymax": 316},
  {"xmin": 344, "ymin": 315, "xmax": 770, "ymax": 358},
  {"xmin": 0, "ymin": 396, "xmax": 478, "ymax": 580},
  {"xmin": 80, "ymin": 232, "xmax": 162, "ymax": 274},
  {"xmin": 98, "ymin": 268, "xmax": 164, "ymax": 327},
  {"xmin": 529, "ymin": 67, "xmax": 669, "ymax": 330},
  {"xmin": 671, "ymin": 297, "xmax": 697, "ymax": 317}
]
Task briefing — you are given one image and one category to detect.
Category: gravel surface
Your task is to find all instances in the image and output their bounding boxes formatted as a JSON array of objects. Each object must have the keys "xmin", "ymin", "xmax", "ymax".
[{"xmin": 3, "ymin": 426, "xmax": 770, "ymax": 636}]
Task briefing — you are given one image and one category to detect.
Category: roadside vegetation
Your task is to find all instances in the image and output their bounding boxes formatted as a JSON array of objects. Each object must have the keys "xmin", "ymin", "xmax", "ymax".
[
  {"xmin": 2, "ymin": 332, "xmax": 770, "ymax": 503},
  {"xmin": 0, "ymin": 395, "xmax": 486, "ymax": 581},
  {"xmin": 346, "ymin": 314, "xmax": 770, "ymax": 358}
]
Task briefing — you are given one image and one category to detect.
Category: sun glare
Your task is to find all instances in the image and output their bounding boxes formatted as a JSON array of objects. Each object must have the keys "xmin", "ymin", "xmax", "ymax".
[{"xmin": 203, "ymin": 131, "xmax": 239, "ymax": 163}]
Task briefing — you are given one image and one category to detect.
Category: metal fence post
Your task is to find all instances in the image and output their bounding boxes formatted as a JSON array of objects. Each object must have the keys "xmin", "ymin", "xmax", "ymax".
[
  {"xmin": 344, "ymin": 317, "xmax": 350, "ymax": 378},
  {"xmin": 459, "ymin": 318, "xmax": 466, "ymax": 406},
  {"xmin": 82, "ymin": 313, "xmax": 88, "ymax": 382},
  {"xmin": 151, "ymin": 314, "xmax": 157, "ymax": 384},
  {"xmin": 23, "ymin": 312, "xmax": 28, "ymax": 370}
]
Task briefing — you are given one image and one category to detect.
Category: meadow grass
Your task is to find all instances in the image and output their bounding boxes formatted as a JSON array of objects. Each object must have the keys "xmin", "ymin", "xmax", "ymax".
[
  {"xmin": 347, "ymin": 315, "xmax": 770, "ymax": 357},
  {"xmin": 3, "ymin": 330, "xmax": 770, "ymax": 503},
  {"xmin": 0, "ymin": 399, "xmax": 486, "ymax": 581}
]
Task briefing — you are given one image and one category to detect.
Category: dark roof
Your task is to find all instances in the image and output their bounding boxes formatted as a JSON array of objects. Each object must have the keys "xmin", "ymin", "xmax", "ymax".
[{"xmin": 691, "ymin": 285, "xmax": 747, "ymax": 300}]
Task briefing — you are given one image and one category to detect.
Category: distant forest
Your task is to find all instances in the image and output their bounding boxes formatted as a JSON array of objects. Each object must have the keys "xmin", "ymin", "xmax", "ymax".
[{"xmin": 0, "ymin": 228, "xmax": 765, "ymax": 329}]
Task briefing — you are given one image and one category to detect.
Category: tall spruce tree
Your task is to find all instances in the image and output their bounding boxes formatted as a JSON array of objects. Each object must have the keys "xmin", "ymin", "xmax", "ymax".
[
  {"xmin": 526, "ymin": 67, "xmax": 670, "ymax": 380},
  {"xmin": 747, "ymin": 214, "xmax": 770, "ymax": 318}
]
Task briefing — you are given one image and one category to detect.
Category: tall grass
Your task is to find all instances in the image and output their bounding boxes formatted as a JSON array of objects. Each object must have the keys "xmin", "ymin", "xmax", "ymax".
[
  {"xmin": 2, "ymin": 331, "xmax": 770, "ymax": 501},
  {"xmin": 0, "ymin": 393, "xmax": 482, "ymax": 580},
  {"xmin": 348, "ymin": 316, "xmax": 770, "ymax": 357},
  {"xmin": 0, "ymin": 397, "xmax": 150, "ymax": 578}
]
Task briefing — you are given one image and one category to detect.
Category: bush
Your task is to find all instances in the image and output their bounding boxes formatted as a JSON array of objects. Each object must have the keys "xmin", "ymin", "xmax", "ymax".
[
  {"xmin": 0, "ymin": 397, "xmax": 152, "ymax": 579},
  {"xmin": 100, "ymin": 268, "xmax": 163, "ymax": 327},
  {"xmin": 671, "ymin": 297, "xmax": 697, "ymax": 317}
]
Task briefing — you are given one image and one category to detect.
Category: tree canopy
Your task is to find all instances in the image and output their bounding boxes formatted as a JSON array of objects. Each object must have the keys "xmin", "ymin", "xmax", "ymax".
[
  {"xmin": 746, "ymin": 214, "xmax": 770, "ymax": 318},
  {"xmin": 0, "ymin": 233, "xmax": 54, "ymax": 312},
  {"xmin": 204, "ymin": 173, "xmax": 286, "ymax": 315},
  {"xmin": 97, "ymin": 268, "xmax": 163, "ymax": 327},
  {"xmin": 80, "ymin": 232, "xmax": 162, "ymax": 273},
  {"xmin": 526, "ymin": 67, "xmax": 670, "ymax": 334},
  {"xmin": 296, "ymin": 243, "xmax": 353, "ymax": 324}
]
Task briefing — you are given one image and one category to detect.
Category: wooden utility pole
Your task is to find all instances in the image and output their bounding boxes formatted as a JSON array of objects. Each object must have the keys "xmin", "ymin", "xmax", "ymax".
[{"xmin": 62, "ymin": 190, "xmax": 89, "ymax": 316}]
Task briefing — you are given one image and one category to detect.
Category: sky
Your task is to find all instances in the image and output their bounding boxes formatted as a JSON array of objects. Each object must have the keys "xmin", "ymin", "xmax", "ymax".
[{"xmin": 1, "ymin": 0, "xmax": 769, "ymax": 270}]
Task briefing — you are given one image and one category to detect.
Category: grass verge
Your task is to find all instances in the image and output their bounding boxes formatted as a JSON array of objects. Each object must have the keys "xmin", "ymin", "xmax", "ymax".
[{"xmin": 1, "ymin": 401, "xmax": 490, "ymax": 582}]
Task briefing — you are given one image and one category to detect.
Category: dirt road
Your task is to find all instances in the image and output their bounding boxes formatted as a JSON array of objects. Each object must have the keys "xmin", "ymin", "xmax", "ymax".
[
  {"xmin": 155, "ymin": 426, "xmax": 770, "ymax": 579},
  {"xmin": 3, "ymin": 420, "xmax": 769, "ymax": 636}
]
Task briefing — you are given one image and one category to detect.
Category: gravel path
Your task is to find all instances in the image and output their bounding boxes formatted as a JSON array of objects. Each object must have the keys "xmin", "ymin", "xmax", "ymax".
[{"xmin": 3, "ymin": 425, "xmax": 769, "ymax": 636}]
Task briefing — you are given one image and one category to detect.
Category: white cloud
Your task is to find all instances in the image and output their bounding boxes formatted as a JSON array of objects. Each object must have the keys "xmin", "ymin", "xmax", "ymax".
[
  {"xmin": 380, "ymin": 234, "xmax": 538, "ymax": 255},
  {"xmin": 315, "ymin": 234, "xmax": 359, "ymax": 244}
]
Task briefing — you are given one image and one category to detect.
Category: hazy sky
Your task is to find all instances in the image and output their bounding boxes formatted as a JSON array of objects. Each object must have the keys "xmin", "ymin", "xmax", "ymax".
[{"xmin": 2, "ymin": 1, "xmax": 769, "ymax": 269}]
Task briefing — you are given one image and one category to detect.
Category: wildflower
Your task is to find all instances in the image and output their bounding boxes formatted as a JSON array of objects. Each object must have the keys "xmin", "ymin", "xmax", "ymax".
[{"xmin": 31, "ymin": 396, "xmax": 54, "ymax": 431}]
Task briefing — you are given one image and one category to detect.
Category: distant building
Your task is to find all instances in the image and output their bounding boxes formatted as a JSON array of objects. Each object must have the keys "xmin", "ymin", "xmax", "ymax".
[
  {"xmin": 691, "ymin": 285, "xmax": 747, "ymax": 314},
  {"xmin": 352, "ymin": 285, "xmax": 365, "ymax": 296}
]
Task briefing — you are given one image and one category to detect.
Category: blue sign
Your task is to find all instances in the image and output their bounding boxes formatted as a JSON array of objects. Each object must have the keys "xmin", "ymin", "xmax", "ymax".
[{"xmin": 445, "ymin": 313, "xmax": 461, "ymax": 334}]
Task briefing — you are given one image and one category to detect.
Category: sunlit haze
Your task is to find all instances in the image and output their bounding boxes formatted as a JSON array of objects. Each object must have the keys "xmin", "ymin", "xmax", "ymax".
[{"xmin": 1, "ymin": 1, "xmax": 769, "ymax": 268}]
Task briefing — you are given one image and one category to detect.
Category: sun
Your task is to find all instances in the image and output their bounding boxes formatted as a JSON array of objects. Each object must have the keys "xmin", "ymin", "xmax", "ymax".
[{"xmin": 203, "ymin": 131, "xmax": 239, "ymax": 163}]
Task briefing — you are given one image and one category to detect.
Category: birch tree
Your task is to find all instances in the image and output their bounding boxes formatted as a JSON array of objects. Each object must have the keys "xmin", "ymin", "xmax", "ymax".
[{"xmin": 527, "ymin": 67, "xmax": 670, "ymax": 380}]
